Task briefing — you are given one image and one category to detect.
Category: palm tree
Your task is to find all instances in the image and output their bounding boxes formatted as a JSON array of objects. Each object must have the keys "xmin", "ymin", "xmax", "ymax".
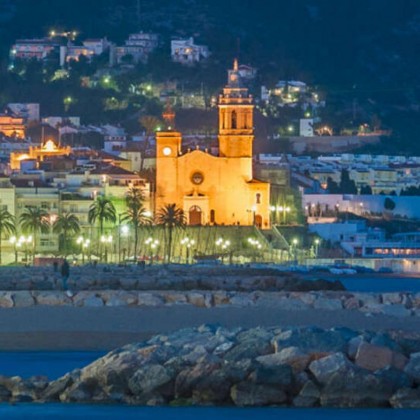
[
  {"xmin": 0, "ymin": 208, "xmax": 16, "ymax": 264},
  {"xmin": 88, "ymin": 196, "xmax": 116, "ymax": 236},
  {"xmin": 155, "ymin": 203, "xmax": 186, "ymax": 263},
  {"xmin": 122, "ymin": 187, "xmax": 151, "ymax": 258},
  {"xmin": 19, "ymin": 206, "xmax": 50, "ymax": 261},
  {"xmin": 53, "ymin": 212, "xmax": 80, "ymax": 256},
  {"xmin": 139, "ymin": 115, "xmax": 161, "ymax": 171}
]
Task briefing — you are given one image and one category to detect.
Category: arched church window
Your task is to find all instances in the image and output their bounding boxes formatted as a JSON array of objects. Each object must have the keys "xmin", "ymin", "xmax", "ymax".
[
  {"xmin": 256, "ymin": 193, "xmax": 261, "ymax": 204},
  {"xmin": 231, "ymin": 110, "xmax": 237, "ymax": 129},
  {"xmin": 210, "ymin": 209, "xmax": 215, "ymax": 224}
]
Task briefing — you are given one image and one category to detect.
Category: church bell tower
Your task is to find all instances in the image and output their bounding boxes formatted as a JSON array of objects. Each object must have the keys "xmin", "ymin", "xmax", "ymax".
[{"xmin": 218, "ymin": 59, "xmax": 254, "ymax": 158}]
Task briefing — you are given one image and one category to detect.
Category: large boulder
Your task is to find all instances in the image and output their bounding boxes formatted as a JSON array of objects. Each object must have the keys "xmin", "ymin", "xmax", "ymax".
[
  {"xmin": 12, "ymin": 291, "xmax": 34, "ymax": 307},
  {"xmin": 403, "ymin": 352, "xmax": 420, "ymax": 384},
  {"xmin": 355, "ymin": 342, "xmax": 407, "ymax": 371},
  {"xmin": 320, "ymin": 369, "xmax": 393, "ymax": 407},
  {"xmin": 390, "ymin": 388, "xmax": 420, "ymax": 408},
  {"xmin": 309, "ymin": 352, "xmax": 352, "ymax": 385},
  {"xmin": 128, "ymin": 364, "xmax": 173, "ymax": 395},
  {"xmin": 293, "ymin": 380, "xmax": 320, "ymax": 407},
  {"xmin": 256, "ymin": 346, "xmax": 310, "ymax": 373},
  {"xmin": 230, "ymin": 382, "xmax": 287, "ymax": 406}
]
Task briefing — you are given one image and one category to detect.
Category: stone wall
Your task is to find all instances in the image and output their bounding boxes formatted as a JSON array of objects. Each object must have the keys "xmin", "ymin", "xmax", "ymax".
[{"xmin": 1, "ymin": 289, "xmax": 419, "ymax": 318}]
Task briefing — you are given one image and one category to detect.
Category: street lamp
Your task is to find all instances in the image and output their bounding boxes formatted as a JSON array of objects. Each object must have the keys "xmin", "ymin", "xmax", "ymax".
[
  {"xmin": 15, "ymin": 235, "xmax": 32, "ymax": 264},
  {"xmin": 145, "ymin": 237, "xmax": 159, "ymax": 264},
  {"xmin": 180, "ymin": 237, "xmax": 195, "ymax": 264},
  {"xmin": 100, "ymin": 235, "xmax": 113, "ymax": 263},
  {"xmin": 216, "ymin": 237, "xmax": 231, "ymax": 264},
  {"xmin": 76, "ymin": 236, "xmax": 90, "ymax": 264},
  {"xmin": 291, "ymin": 238, "xmax": 298, "ymax": 264},
  {"xmin": 247, "ymin": 237, "xmax": 262, "ymax": 262},
  {"xmin": 314, "ymin": 238, "xmax": 320, "ymax": 258}
]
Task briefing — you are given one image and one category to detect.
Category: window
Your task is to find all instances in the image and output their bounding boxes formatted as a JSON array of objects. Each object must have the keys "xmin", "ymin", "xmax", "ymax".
[
  {"xmin": 256, "ymin": 193, "xmax": 261, "ymax": 204},
  {"xmin": 210, "ymin": 209, "xmax": 215, "ymax": 224},
  {"xmin": 232, "ymin": 110, "xmax": 237, "ymax": 129}
]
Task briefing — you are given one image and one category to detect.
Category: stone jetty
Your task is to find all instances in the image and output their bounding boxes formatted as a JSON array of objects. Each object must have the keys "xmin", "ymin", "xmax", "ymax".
[{"xmin": 1, "ymin": 325, "xmax": 420, "ymax": 408}]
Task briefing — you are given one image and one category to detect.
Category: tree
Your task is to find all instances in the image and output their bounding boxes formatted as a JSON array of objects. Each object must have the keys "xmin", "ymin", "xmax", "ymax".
[
  {"xmin": 339, "ymin": 169, "xmax": 358, "ymax": 194},
  {"xmin": 121, "ymin": 187, "xmax": 151, "ymax": 258},
  {"xmin": 88, "ymin": 196, "xmax": 116, "ymax": 235},
  {"xmin": 0, "ymin": 209, "xmax": 16, "ymax": 265},
  {"xmin": 327, "ymin": 177, "xmax": 340, "ymax": 194},
  {"xmin": 360, "ymin": 185, "xmax": 372, "ymax": 195},
  {"xmin": 139, "ymin": 115, "xmax": 161, "ymax": 171},
  {"xmin": 19, "ymin": 207, "xmax": 50, "ymax": 261},
  {"xmin": 53, "ymin": 212, "xmax": 81, "ymax": 256},
  {"xmin": 384, "ymin": 197, "xmax": 396, "ymax": 211},
  {"xmin": 155, "ymin": 203, "xmax": 186, "ymax": 263}
]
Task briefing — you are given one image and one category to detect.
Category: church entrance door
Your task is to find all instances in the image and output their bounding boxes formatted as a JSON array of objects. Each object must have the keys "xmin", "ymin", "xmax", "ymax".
[
  {"xmin": 255, "ymin": 214, "xmax": 263, "ymax": 228},
  {"xmin": 189, "ymin": 206, "xmax": 202, "ymax": 225}
]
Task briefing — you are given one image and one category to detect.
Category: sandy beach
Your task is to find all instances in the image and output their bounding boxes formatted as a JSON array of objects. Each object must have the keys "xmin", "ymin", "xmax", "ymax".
[{"xmin": 1, "ymin": 306, "xmax": 420, "ymax": 350}]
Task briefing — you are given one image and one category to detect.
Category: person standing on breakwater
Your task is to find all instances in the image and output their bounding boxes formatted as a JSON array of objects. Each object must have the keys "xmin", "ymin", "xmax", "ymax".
[{"xmin": 61, "ymin": 259, "xmax": 70, "ymax": 291}]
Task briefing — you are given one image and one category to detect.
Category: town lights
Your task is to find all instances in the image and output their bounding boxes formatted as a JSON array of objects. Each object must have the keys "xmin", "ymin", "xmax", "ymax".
[{"xmin": 180, "ymin": 237, "xmax": 195, "ymax": 264}]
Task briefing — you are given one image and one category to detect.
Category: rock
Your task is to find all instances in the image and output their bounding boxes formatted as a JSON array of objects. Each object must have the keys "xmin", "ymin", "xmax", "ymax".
[
  {"xmin": 293, "ymin": 380, "xmax": 320, "ymax": 407},
  {"xmin": 212, "ymin": 291, "xmax": 230, "ymax": 306},
  {"xmin": 257, "ymin": 346, "xmax": 309, "ymax": 372},
  {"xmin": 320, "ymin": 369, "xmax": 393, "ymax": 407},
  {"xmin": 403, "ymin": 352, "xmax": 420, "ymax": 384},
  {"xmin": 382, "ymin": 293, "xmax": 402, "ymax": 305},
  {"xmin": 225, "ymin": 328, "xmax": 272, "ymax": 361},
  {"xmin": 273, "ymin": 327, "xmax": 355, "ymax": 354},
  {"xmin": 309, "ymin": 352, "xmax": 351, "ymax": 385},
  {"xmin": 390, "ymin": 388, "xmax": 420, "ymax": 408},
  {"xmin": 343, "ymin": 296, "xmax": 361, "ymax": 310},
  {"xmin": 42, "ymin": 373, "xmax": 76, "ymax": 401},
  {"xmin": 0, "ymin": 384, "xmax": 11, "ymax": 401},
  {"xmin": 163, "ymin": 292, "xmax": 187, "ymax": 305},
  {"xmin": 12, "ymin": 291, "xmax": 34, "ymax": 307},
  {"xmin": 82, "ymin": 295, "xmax": 104, "ymax": 307},
  {"xmin": 230, "ymin": 382, "xmax": 287, "ymax": 406},
  {"xmin": 192, "ymin": 370, "xmax": 231, "ymax": 403},
  {"xmin": 175, "ymin": 360, "xmax": 221, "ymax": 398},
  {"xmin": 355, "ymin": 342, "xmax": 407, "ymax": 371},
  {"xmin": 249, "ymin": 363, "xmax": 293, "ymax": 389},
  {"xmin": 128, "ymin": 364, "xmax": 172, "ymax": 395},
  {"xmin": 375, "ymin": 366, "xmax": 413, "ymax": 391},
  {"xmin": 137, "ymin": 293, "xmax": 164, "ymax": 306},
  {"xmin": 34, "ymin": 292, "xmax": 72, "ymax": 306},
  {"xmin": 0, "ymin": 292, "xmax": 14, "ymax": 308},
  {"xmin": 229, "ymin": 294, "xmax": 255, "ymax": 306},
  {"xmin": 187, "ymin": 292, "xmax": 206, "ymax": 307}
]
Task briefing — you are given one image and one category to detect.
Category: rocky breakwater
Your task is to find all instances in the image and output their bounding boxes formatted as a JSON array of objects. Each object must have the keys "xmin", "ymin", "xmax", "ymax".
[
  {"xmin": 1, "ymin": 290, "xmax": 420, "ymax": 319},
  {"xmin": 2, "ymin": 325, "xmax": 420, "ymax": 408}
]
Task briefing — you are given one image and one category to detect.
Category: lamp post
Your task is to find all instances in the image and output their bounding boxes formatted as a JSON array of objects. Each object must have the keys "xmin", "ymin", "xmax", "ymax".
[
  {"xmin": 291, "ymin": 238, "xmax": 298, "ymax": 265},
  {"xmin": 216, "ymin": 237, "xmax": 231, "ymax": 264},
  {"xmin": 145, "ymin": 237, "xmax": 159, "ymax": 264},
  {"xmin": 314, "ymin": 238, "xmax": 320, "ymax": 258},
  {"xmin": 100, "ymin": 235, "xmax": 113, "ymax": 263},
  {"xmin": 119, "ymin": 225, "xmax": 129, "ymax": 263},
  {"xmin": 180, "ymin": 237, "xmax": 195, "ymax": 264},
  {"xmin": 247, "ymin": 237, "xmax": 262, "ymax": 262},
  {"xmin": 9, "ymin": 236, "xmax": 18, "ymax": 263},
  {"xmin": 76, "ymin": 236, "xmax": 90, "ymax": 264},
  {"xmin": 15, "ymin": 235, "xmax": 32, "ymax": 264}
]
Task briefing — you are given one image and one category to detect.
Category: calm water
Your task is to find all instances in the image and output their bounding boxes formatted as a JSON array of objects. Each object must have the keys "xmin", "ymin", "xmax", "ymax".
[
  {"xmin": 325, "ymin": 275, "xmax": 420, "ymax": 293},
  {"xmin": 0, "ymin": 406, "xmax": 417, "ymax": 419},
  {"xmin": 0, "ymin": 351, "xmax": 105, "ymax": 379}
]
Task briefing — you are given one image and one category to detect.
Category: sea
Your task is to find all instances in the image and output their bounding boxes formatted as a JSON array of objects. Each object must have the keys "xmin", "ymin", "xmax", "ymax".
[{"xmin": 0, "ymin": 405, "xmax": 418, "ymax": 419}]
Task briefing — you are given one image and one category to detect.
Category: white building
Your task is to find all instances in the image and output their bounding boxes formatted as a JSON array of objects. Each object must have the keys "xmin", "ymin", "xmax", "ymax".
[
  {"xmin": 171, "ymin": 37, "xmax": 210, "ymax": 65},
  {"xmin": 113, "ymin": 32, "xmax": 159, "ymax": 64}
]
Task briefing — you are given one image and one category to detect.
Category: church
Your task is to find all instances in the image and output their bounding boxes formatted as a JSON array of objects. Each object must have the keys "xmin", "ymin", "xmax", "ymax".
[{"xmin": 155, "ymin": 60, "xmax": 270, "ymax": 227}]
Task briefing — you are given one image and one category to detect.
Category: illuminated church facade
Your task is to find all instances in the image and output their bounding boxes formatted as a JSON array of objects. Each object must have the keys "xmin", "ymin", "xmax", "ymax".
[{"xmin": 155, "ymin": 60, "xmax": 270, "ymax": 227}]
